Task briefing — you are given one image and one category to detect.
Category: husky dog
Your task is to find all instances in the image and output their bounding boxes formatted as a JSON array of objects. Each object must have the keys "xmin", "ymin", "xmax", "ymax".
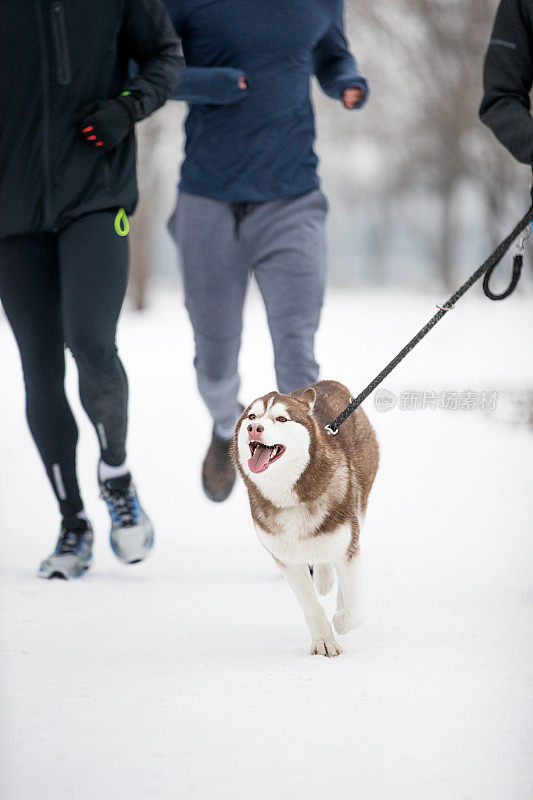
[{"xmin": 233, "ymin": 380, "xmax": 379, "ymax": 657}]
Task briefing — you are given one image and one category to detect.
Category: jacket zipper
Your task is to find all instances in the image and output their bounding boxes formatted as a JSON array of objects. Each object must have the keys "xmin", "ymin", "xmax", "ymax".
[
  {"xmin": 34, "ymin": 0, "xmax": 53, "ymax": 229},
  {"xmin": 50, "ymin": 2, "xmax": 71, "ymax": 85}
]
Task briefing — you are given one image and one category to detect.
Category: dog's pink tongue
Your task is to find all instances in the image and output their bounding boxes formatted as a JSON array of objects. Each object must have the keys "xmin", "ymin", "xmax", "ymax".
[{"xmin": 248, "ymin": 444, "xmax": 271, "ymax": 474}]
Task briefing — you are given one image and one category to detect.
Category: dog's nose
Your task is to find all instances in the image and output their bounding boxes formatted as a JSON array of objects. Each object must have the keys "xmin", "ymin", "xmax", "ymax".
[{"xmin": 248, "ymin": 423, "xmax": 264, "ymax": 437}]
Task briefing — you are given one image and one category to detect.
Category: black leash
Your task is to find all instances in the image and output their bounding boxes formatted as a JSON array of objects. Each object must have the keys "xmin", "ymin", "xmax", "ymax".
[{"xmin": 325, "ymin": 205, "xmax": 533, "ymax": 435}]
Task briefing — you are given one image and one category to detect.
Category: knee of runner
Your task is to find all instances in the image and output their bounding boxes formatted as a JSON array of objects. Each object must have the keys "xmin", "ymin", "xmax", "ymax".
[
  {"xmin": 67, "ymin": 335, "xmax": 118, "ymax": 370},
  {"xmin": 194, "ymin": 348, "xmax": 239, "ymax": 383},
  {"xmin": 196, "ymin": 362, "xmax": 235, "ymax": 384}
]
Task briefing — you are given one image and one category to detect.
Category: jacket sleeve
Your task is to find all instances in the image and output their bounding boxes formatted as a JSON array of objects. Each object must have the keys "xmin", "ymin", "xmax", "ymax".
[
  {"xmin": 313, "ymin": 0, "xmax": 368, "ymax": 107},
  {"xmin": 172, "ymin": 67, "xmax": 248, "ymax": 105},
  {"xmin": 163, "ymin": 0, "xmax": 248, "ymax": 105},
  {"xmin": 119, "ymin": 0, "xmax": 184, "ymax": 122},
  {"xmin": 479, "ymin": 0, "xmax": 533, "ymax": 164}
]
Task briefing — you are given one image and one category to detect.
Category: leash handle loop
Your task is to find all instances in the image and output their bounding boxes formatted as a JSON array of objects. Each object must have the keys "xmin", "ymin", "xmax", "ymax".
[
  {"xmin": 483, "ymin": 222, "xmax": 530, "ymax": 301},
  {"xmin": 483, "ymin": 252, "xmax": 523, "ymax": 301}
]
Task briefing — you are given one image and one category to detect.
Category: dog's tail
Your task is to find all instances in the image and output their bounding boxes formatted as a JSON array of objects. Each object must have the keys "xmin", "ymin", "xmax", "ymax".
[{"xmin": 313, "ymin": 563, "xmax": 335, "ymax": 596}]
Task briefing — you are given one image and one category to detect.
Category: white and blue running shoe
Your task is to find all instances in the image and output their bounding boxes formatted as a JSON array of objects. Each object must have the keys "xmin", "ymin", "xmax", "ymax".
[
  {"xmin": 38, "ymin": 517, "xmax": 93, "ymax": 579},
  {"xmin": 99, "ymin": 470, "xmax": 154, "ymax": 564}
]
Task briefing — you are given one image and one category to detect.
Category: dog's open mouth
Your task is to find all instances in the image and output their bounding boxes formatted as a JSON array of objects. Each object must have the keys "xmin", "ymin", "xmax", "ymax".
[{"xmin": 248, "ymin": 441, "xmax": 286, "ymax": 474}]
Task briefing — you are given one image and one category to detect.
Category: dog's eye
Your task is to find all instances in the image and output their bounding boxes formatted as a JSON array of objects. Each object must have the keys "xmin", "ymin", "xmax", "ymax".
[
  {"xmin": 248, "ymin": 413, "xmax": 256, "ymax": 420},
  {"xmin": 276, "ymin": 416, "xmax": 287, "ymax": 423}
]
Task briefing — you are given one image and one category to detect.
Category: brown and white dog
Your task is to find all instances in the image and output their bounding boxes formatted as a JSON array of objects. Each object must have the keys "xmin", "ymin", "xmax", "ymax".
[{"xmin": 233, "ymin": 380, "xmax": 379, "ymax": 657}]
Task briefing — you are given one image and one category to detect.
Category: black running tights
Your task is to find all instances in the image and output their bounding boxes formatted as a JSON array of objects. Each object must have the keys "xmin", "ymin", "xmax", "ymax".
[{"xmin": 0, "ymin": 211, "xmax": 129, "ymax": 517}]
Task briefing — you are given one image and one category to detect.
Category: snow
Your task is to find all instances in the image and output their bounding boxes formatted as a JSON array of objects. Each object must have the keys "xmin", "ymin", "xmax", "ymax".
[{"xmin": 1, "ymin": 284, "xmax": 532, "ymax": 800}]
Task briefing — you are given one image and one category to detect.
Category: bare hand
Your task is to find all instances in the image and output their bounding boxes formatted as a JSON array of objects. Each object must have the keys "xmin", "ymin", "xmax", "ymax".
[
  {"xmin": 238, "ymin": 75, "xmax": 248, "ymax": 91},
  {"xmin": 343, "ymin": 87, "xmax": 364, "ymax": 109}
]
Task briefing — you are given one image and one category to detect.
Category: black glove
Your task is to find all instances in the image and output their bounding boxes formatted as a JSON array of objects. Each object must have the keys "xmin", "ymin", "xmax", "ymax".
[{"xmin": 77, "ymin": 97, "xmax": 136, "ymax": 152}]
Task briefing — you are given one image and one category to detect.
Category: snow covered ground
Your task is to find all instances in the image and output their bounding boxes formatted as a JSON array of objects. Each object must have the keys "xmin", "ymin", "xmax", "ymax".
[{"xmin": 1, "ymin": 284, "xmax": 532, "ymax": 800}]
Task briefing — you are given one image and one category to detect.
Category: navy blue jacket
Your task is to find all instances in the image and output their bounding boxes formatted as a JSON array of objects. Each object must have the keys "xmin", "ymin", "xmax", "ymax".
[{"xmin": 164, "ymin": 0, "xmax": 368, "ymax": 202}]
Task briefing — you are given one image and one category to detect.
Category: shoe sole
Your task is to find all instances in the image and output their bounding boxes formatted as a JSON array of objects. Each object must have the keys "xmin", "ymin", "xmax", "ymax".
[{"xmin": 37, "ymin": 556, "xmax": 92, "ymax": 581}]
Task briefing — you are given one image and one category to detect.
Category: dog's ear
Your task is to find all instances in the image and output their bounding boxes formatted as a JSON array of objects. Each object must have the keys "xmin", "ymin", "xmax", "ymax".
[{"xmin": 300, "ymin": 387, "xmax": 316, "ymax": 413}]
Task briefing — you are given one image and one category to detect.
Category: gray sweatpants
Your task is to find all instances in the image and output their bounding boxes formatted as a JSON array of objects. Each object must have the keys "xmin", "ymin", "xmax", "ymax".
[{"xmin": 168, "ymin": 189, "xmax": 328, "ymax": 439}]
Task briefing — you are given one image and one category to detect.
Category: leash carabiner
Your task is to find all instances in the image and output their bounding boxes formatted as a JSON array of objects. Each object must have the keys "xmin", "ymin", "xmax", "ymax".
[{"xmin": 483, "ymin": 222, "xmax": 530, "ymax": 301}]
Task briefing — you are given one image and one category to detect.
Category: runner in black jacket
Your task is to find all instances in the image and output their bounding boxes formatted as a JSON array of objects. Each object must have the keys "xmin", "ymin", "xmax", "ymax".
[
  {"xmin": 0, "ymin": 0, "xmax": 181, "ymax": 578},
  {"xmin": 480, "ymin": 0, "xmax": 533, "ymax": 166}
]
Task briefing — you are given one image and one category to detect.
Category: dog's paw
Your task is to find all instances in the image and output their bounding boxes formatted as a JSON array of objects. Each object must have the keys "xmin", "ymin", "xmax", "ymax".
[
  {"xmin": 333, "ymin": 609, "xmax": 365, "ymax": 635},
  {"xmin": 310, "ymin": 638, "xmax": 342, "ymax": 658}
]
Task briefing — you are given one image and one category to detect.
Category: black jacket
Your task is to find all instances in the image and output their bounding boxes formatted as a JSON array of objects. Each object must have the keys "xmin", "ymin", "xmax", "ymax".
[
  {"xmin": 480, "ymin": 0, "xmax": 533, "ymax": 164},
  {"xmin": 0, "ymin": 0, "xmax": 181, "ymax": 239}
]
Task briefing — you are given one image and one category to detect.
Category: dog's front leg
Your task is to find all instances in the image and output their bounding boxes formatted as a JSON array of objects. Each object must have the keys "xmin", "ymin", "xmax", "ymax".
[
  {"xmin": 334, "ymin": 548, "xmax": 365, "ymax": 635},
  {"xmin": 275, "ymin": 559, "xmax": 342, "ymax": 657}
]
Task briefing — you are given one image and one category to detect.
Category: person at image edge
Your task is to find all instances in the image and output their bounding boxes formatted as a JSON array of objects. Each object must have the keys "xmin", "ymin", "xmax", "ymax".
[{"xmin": 0, "ymin": 0, "xmax": 181, "ymax": 577}]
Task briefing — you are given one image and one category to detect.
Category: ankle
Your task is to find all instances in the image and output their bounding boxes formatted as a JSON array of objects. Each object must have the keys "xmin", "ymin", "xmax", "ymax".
[{"xmin": 99, "ymin": 458, "xmax": 129, "ymax": 482}]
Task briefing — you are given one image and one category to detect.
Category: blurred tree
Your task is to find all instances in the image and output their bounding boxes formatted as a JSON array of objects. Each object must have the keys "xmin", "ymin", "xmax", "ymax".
[{"xmin": 128, "ymin": 103, "xmax": 182, "ymax": 309}]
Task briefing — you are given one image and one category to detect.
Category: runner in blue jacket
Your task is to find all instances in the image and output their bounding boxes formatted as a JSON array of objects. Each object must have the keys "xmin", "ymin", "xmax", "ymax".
[{"xmin": 165, "ymin": 0, "xmax": 369, "ymax": 501}]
